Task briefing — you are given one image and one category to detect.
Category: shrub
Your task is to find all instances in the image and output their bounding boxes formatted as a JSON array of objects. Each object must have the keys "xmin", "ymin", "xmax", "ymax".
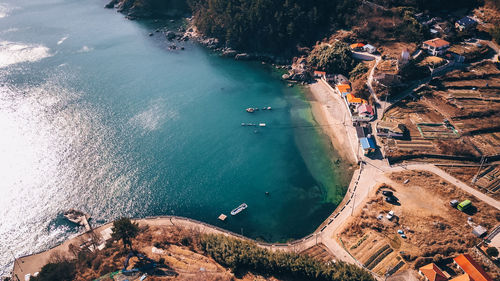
[
  {"xmin": 486, "ymin": 247, "xmax": 499, "ymax": 258},
  {"xmin": 200, "ymin": 234, "xmax": 374, "ymax": 281},
  {"xmin": 490, "ymin": 26, "xmax": 500, "ymax": 44},
  {"xmin": 307, "ymin": 42, "xmax": 357, "ymax": 76},
  {"xmin": 30, "ymin": 261, "xmax": 75, "ymax": 281},
  {"xmin": 349, "ymin": 63, "xmax": 369, "ymax": 80}
]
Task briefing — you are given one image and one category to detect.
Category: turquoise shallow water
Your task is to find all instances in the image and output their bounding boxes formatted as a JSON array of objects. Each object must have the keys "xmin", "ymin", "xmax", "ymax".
[{"xmin": 0, "ymin": 0, "xmax": 350, "ymax": 274}]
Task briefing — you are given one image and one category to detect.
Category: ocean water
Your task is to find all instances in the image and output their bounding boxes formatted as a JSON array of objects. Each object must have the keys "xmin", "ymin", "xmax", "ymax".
[{"xmin": 0, "ymin": 0, "xmax": 351, "ymax": 274}]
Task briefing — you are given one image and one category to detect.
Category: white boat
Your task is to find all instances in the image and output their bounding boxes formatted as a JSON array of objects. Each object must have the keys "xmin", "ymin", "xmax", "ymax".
[
  {"xmin": 230, "ymin": 203, "xmax": 248, "ymax": 215},
  {"xmin": 259, "ymin": 123, "xmax": 266, "ymax": 127}
]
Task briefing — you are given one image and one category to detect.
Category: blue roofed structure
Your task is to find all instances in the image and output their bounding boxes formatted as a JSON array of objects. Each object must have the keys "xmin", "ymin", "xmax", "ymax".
[
  {"xmin": 360, "ymin": 137, "xmax": 376, "ymax": 155},
  {"xmin": 455, "ymin": 16, "xmax": 477, "ymax": 31}
]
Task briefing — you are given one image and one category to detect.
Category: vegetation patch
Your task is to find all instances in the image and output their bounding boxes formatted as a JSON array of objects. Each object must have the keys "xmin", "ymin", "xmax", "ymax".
[{"xmin": 200, "ymin": 234, "xmax": 375, "ymax": 281}]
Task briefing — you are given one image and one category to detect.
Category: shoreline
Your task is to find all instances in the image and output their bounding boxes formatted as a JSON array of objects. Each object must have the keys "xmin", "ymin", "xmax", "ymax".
[
  {"xmin": 11, "ymin": 79, "xmax": 366, "ymax": 279},
  {"xmin": 306, "ymin": 80, "xmax": 359, "ymax": 165}
]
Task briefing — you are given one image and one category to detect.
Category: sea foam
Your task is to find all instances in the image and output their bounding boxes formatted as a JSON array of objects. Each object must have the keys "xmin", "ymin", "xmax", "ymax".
[{"xmin": 0, "ymin": 41, "xmax": 52, "ymax": 68}]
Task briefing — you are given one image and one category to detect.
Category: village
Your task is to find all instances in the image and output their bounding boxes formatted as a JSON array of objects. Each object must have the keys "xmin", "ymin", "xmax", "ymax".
[{"xmin": 281, "ymin": 8, "xmax": 500, "ymax": 281}]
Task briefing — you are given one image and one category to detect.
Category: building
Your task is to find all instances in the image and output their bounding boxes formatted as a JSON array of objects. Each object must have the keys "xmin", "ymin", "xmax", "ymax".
[
  {"xmin": 314, "ymin": 70, "xmax": 326, "ymax": 78},
  {"xmin": 355, "ymin": 125, "xmax": 367, "ymax": 139},
  {"xmin": 423, "ymin": 38, "xmax": 450, "ymax": 56},
  {"xmin": 346, "ymin": 94, "xmax": 367, "ymax": 105},
  {"xmin": 363, "ymin": 44, "xmax": 377, "ymax": 54},
  {"xmin": 376, "ymin": 121, "xmax": 405, "ymax": 138},
  {"xmin": 419, "ymin": 263, "xmax": 448, "ymax": 281},
  {"xmin": 453, "ymin": 254, "xmax": 493, "ymax": 281},
  {"xmin": 350, "ymin": 43, "xmax": 365, "ymax": 51},
  {"xmin": 472, "ymin": 225, "xmax": 487, "ymax": 238},
  {"xmin": 336, "ymin": 84, "xmax": 351, "ymax": 97},
  {"xmin": 456, "ymin": 17, "xmax": 477, "ymax": 32},
  {"xmin": 360, "ymin": 137, "xmax": 376, "ymax": 155},
  {"xmin": 400, "ymin": 49, "xmax": 410, "ymax": 66},
  {"xmin": 373, "ymin": 73, "xmax": 402, "ymax": 87},
  {"xmin": 357, "ymin": 104, "xmax": 374, "ymax": 118}
]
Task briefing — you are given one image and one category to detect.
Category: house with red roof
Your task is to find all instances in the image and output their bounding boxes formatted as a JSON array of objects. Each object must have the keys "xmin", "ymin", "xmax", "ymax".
[
  {"xmin": 452, "ymin": 254, "xmax": 493, "ymax": 281},
  {"xmin": 419, "ymin": 263, "xmax": 448, "ymax": 281},
  {"xmin": 357, "ymin": 103, "xmax": 374, "ymax": 118},
  {"xmin": 423, "ymin": 38, "xmax": 450, "ymax": 56}
]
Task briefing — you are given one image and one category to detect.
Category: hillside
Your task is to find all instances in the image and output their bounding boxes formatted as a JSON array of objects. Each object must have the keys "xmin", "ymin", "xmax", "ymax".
[
  {"xmin": 107, "ymin": 0, "xmax": 499, "ymax": 55},
  {"xmin": 29, "ymin": 223, "xmax": 374, "ymax": 281}
]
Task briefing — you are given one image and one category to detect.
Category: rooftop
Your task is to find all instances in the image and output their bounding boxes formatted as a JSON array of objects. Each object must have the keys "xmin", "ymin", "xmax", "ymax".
[
  {"xmin": 350, "ymin": 43, "xmax": 365, "ymax": 49},
  {"xmin": 423, "ymin": 38, "xmax": 450, "ymax": 48},
  {"xmin": 419, "ymin": 263, "xmax": 448, "ymax": 281},
  {"xmin": 453, "ymin": 254, "xmax": 493, "ymax": 281},
  {"xmin": 457, "ymin": 16, "xmax": 477, "ymax": 26}
]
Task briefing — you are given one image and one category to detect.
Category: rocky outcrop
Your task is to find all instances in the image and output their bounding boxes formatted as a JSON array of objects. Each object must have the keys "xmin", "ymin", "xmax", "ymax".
[{"xmin": 107, "ymin": 0, "xmax": 190, "ymax": 19}]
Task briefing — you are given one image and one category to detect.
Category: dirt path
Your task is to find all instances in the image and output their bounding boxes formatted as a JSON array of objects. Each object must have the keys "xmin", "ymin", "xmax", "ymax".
[{"xmin": 391, "ymin": 164, "xmax": 500, "ymax": 210}]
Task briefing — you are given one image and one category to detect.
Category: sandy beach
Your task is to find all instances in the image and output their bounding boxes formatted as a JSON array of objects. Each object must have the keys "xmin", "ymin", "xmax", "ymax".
[{"xmin": 306, "ymin": 79, "xmax": 359, "ymax": 164}]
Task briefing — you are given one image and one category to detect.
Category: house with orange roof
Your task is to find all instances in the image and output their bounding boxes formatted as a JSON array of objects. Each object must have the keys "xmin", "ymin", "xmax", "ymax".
[
  {"xmin": 346, "ymin": 94, "xmax": 367, "ymax": 105},
  {"xmin": 450, "ymin": 274, "xmax": 471, "ymax": 281},
  {"xmin": 423, "ymin": 38, "xmax": 450, "ymax": 56},
  {"xmin": 313, "ymin": 70, "xmax": 326, "ymax": 78},
  {"xmin": 419, "ymin": 263, "xmax": 448, "ymax": 281},
  {"xmin": 336, "ymin": 84, "xmax": 351, "ymax": 97},
  {"xmin": 350, "ymin": 43, "xmax": 365, "ymax": 51},
  {"xmin": 453, "ymin": 254, "xmax": 493, "ymax": 281}
]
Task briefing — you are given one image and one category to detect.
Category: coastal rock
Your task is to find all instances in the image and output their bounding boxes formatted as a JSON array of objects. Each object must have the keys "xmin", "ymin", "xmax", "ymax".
[
  {"xmin": 112, "ymin": 0, "xmax": 190, "ymax": 19},
  {"xmin": 199, "ymin": 37, "xmax": 220, "ymax": 49},
  {"xmin": 166, "ymin": 31, "xmax": 176, "ymax": 40},
  {"xmin": 104, "ymin": 0, "xmax": 119, "ymax": 9}
]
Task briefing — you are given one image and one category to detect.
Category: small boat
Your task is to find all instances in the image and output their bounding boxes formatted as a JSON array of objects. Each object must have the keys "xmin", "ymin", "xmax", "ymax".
[
  {"xmin": 259, "ymin": 123, "xmax": 266, "ymax": 127},
  {"xmin": 267, "ymin": 107, "xmax": 272, "ymax": 110},
  {"xmin": 246, "ymin": 108, "xmax": 254, "ymax": 113},
  {"xmin": 241, "ymin": 123, "xmax": 246, "ymax": 126},
  {"xmin": 231, "ymin": 203, "xmax": 248, "ymax": 216}
]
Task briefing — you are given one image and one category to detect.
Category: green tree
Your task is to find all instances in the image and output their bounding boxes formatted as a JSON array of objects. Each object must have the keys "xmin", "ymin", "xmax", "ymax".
[
  {"xmin": 349, "ymin": 63, "xmax": 369, "ymax": 80},
  {"xmin": 30, "ymin": 261, "xmax": 75, "ymax": 281},
  {"xmin": 486, "ymin": 246, "xmax": 499, "ymax": 258},
  {"xmin": 307, "ymin": 42, "xmax": 357, "ymax": 75},
  {"xmin": 188, "ymin": 0, "xmax": 361, "ymax": 53},
  {"xmin": 490, "ymin": 26, "xmax": 500, "ymax": 44},
  {"xmin": 111, "ymin": 217, "xmax": 139, "ymax": 250}
]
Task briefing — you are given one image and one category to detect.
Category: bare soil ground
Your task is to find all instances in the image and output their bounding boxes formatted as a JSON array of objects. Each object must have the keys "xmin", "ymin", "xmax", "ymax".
[
  {"xmin": 381, "ymin": 61, "xmax": 500, "ymax": 160},
  {"xmin": 378, "ymin": 42, "xmax": 417, "ymax": 60},
  {"xmin": 339, "ymin": 171, "xmax": 500, "ymax": 275},
  {"xmin": 300, "ymin": 244, "xmax": 336, "ymax": 263},
  {"xmin": 442, "ymin": 164, "xmax": 500, "ymax": 200}
]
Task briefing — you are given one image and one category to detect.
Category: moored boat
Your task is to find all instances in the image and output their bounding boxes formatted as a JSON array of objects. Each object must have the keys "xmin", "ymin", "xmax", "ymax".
[{"xmin": 230, "ymin": 203, "xmax": 248, "ymax": 215}]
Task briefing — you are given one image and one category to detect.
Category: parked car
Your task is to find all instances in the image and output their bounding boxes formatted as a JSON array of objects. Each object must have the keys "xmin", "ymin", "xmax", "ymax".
[
  {"xmin": 385, "ymin": 196, "xmax": 395, "ymax": 203},
  {"xmin": 397, "ymin": 229, "xmax": 404, "ymax": 234},
  {"xmin": 382, "ymin": 190, "xmax": 393, "ymax": 196},
  {"xmin": 386, "ymin": 211, "xmax": 394, "ymax": 220}
]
